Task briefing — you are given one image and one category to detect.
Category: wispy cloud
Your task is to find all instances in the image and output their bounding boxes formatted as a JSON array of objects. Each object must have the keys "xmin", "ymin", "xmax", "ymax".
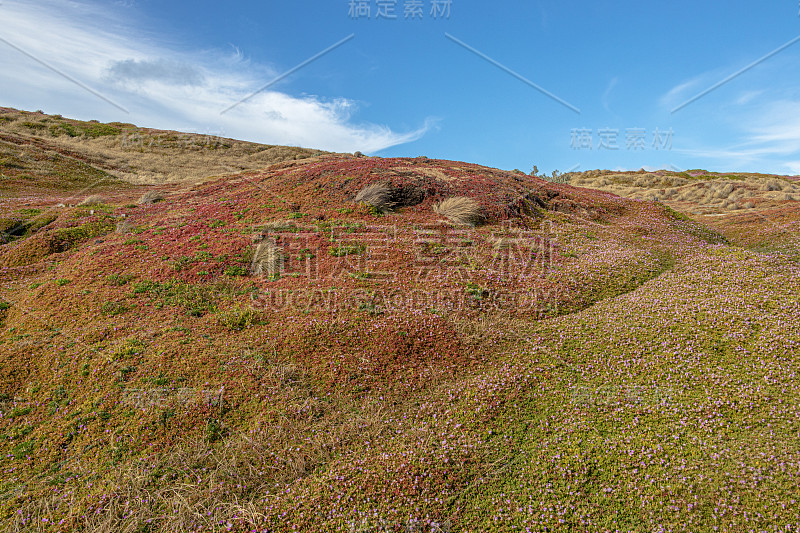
[
  {"xmin": 659, "ymin": 77, "xmax": 705, "ymax": 109},
  {"xmin": 106, "ymin": 59, "xmax": 207, "ymax": 87},
  {"xmin": 675, "ymin": 99, "xmax": 800, "ymax": 174},
  {"xmin": 785, "ymin": 161, "xmax": 800, "ymax": 175},
  {"xmin": 735, "ymin": 89, "xmax": 766, "ymax": 106},
  {"xmin": 0, "ymin": 0, "xmax": 428, "ymax": 153},
  {"xmin": 601, "ymin": 77, "xmax": 618, "ymax": 114}
]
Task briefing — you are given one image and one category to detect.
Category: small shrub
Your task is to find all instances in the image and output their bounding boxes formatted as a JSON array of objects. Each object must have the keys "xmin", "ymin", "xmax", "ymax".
[
  {"xmin": 112, "ymin": 339, "xmax": 145, "ymax": 359},
  {"xmin": 354, "ymin": 183, "xmax": 394, "ymax": 213},
  {"xmin": 172, "ymin": 256, "xmax": 196, "ymax": 272},
  {"xmin": 9, "ymin": 406, "xmax": 32, "ymax": 418},
  {"xmin": 106, "ymin": 273, "xmax": 135, "ymax": 286},
  {"xmin": 218, "ymin": 306, "xmax": 261, "ymax": 331},
  {"xmin": 20, "ymin": 121, "xmax": 46, "ymax": 131},
  {"xmin": 101, "ymin": 301, "xmax": 129, "ymax": 316},
  {"xmin": 465, "ymin": 282, "xmax": 487, "ymax": 300},
  {"xmin": 0, "ymin": 301, "xmax": 10, "ymax": 311},
  {"xmin": 12, "ymin": 440, "xmax": 34, "ymax": 460},
  {"xmin": 357, "ymin": 302, "xmax": 383, "ymax": 315},
  {"xmin": 329, "ymin": 243, "xmax": 365, "ymax": 257},
  {"xmin": 137, "ymin": 191, "xmax": 164, "ymax": 205},
  {"xmin": 132, "ymin": 281, "xmax": 157, "ymax": 294},
  {"xmin": 224, "ymin": 265, "xmax": 247, "ymax": 276},
  {"xmin": 50, "ymin": 122, "xmax": 80, "ymax": 137},
  {"xmin": 83, "ymin": 123, "xmax": 121, "ymax": 138},
  {"xmin": 250, "ymin": 242, "xmax": 283, "ymax": 277},
  {"xmin": 55, "ymin": 278, "xmax": 71, "ymax": 286},
  {"xmin": 205, "ymin": 418, "xmax": 224, "ymax": 443},
  {"xmin": 433, "ymin": 197, "xmax": 483, "ymax": 226}
]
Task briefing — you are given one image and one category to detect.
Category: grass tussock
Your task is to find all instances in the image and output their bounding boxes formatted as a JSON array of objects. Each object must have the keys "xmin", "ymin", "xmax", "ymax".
[
  {"xmin": 354, "ymin": 182, "xmax": 394, "ymax": 213},
  {"xmin": 433, "ymin": 196, "xmax": 483, "ymax": 226},
  {"xmin": 137, "ymin": 190, "xmax": 164, "ymax": 205},
  {"xmin": 78, "ymin": 194, "xmax": 107, "ymax": 206},
  {"xmin": 250, "ymin": 241, "xmax": 283, "ymax": 277}
]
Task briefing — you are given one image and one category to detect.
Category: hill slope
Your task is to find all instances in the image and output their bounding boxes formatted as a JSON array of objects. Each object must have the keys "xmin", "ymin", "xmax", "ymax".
[
  {"xmin": 0, "ymin": 107, "xmax": 327, "ymax": 193},
  {"xmin": 566, "ymin": 168, "xmax": 800, "ymax": 259},
  {"xmin": 0, "ymin": 110, "xmax": 798, "ymax": 532}
]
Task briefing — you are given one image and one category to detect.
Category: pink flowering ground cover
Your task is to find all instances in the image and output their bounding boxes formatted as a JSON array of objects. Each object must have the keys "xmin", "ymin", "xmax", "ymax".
[{"xmin": 0, "ymin": 154, "xmax": 798, "ymax": 532}]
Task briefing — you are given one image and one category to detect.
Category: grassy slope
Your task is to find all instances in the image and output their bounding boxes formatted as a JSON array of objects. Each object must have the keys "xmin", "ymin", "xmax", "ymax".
[
  {"xmin": 0, "ymin": 111, "xmax": 798, "ymax": 531},
  {"xmin": 0, "ymin": 107, "xmax": 327, "ymax": 193},
  {"xmin": 565, "ymin": 169, "xmax": 800, "ymax": 259}
]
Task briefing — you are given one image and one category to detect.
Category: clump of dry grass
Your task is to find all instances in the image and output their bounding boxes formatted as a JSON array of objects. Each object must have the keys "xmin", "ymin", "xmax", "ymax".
[
  {"xmin": 760, "ymin": 179, "xmax": 786, "ymax": 192},
  {"xmin": 354, "ymin": 182, "xmax": 394, "ymax": 213},
  {"xmin": 137, "ymin": 190, "xmax": 164, "ymax": 205},
  {"xmin": 78, "ymin": 194, "xmax": 106, "ymax": 206},
  {"xmin": 250, "ymin": 241, "xmax": 283, "ymax": 277},
  {"xmin": 433, "ymin": 196, "xmax": 483, "ymax": 226},
  {"xmin": 115, "ymin": 218, "xmax": 132, "ymax": 234}
]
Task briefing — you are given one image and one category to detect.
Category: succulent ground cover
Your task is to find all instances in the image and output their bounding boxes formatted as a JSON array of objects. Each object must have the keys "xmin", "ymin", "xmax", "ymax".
[{"xmin": 0, "ymin": 112, "xmax": 799, "ymax": 531}]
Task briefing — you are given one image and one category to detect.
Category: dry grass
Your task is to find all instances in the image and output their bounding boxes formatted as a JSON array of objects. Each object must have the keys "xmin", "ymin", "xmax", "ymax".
[
  {"xmin": 0, "ymin": 107, "xmax": 330, "ymax": 188},
  {"xmin": 115, "ymin": 218, "xmax": 132, "ymax": 234},
  {"xmin": 569, "ymin": 171, "xmax": 800, "ymax": 212},
  {"xmin": 433, "ymin": 196, "xmax": 483, "ymax": 226},
  {"xmin": 8, "ymin": 390, "xmax": 389, "ymax": 532},
  {"xmin": 137, "ymin": 190, "xmax": 164, "ymax": 205},
  {"xmin": 77, "ymin": 194, "xmax": 106, "ymax": 206},
  {"xmin": 354, "ymin": 182, "xmax": 394, "ymax": 212},
  {"xmin": 250, "ymin": 241, "xmax": 283, "ymax": 277}
]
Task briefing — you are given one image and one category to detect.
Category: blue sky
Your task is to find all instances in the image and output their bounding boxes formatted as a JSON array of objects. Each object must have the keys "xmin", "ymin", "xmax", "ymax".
[{"xmin": 1, "ymin": 0, "xmax": 799, "ymax": 175}]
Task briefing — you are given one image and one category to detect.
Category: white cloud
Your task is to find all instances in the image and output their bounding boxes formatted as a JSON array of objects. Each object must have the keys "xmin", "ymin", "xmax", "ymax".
[
  {"xmin": 785, "ymin": 161, "xmax": 800, "ymax": 175},
  {"xmin": 735, "ymin": 89, "xmax": 766, "ymax": 106},
  {"xmin": 106, "ymin": 59, "xmax": 206, "ymax": 86},
  {"xmin": 0, "ymin": 0, "xmax": 429, "ymax": 153},
  {"xmin": 659, "ymin": 76, "xmax": 705, "ymax": 109},
  {"xmin": 677, "ymin": 99, "xmax": 800, "ymax": 171},
  {"xmin": 601, "ymin": 76, "xmax": 618, "ymax": 113}
]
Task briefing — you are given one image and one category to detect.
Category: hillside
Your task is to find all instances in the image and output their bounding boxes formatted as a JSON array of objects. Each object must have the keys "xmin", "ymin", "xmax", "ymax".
[
  {"xmin": 0, "ymin": 110, "xmax": 799, "ymax": 532},
  {"xmin": 566, "ymin": 169, "xmax": 800, "ymax": 259},
  {"xmin": 0, "ymin": 107, "xmax": 327, "ymax": 192}
]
